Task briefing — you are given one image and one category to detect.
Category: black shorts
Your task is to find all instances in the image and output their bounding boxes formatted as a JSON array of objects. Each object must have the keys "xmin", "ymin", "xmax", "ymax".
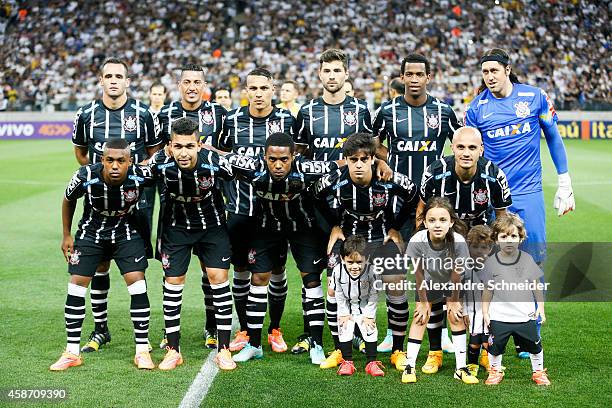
[
  {"xmin": 159, "ymin": 225, "xmax": 232, "ymax": 277},
  {"xmin": 68, "ymin": 238, "xmax": 148, "ymax": 277},
  {"xmin": 488, "ymin": 320, "xmax": 542, "ymax": 356},
  {"xmin": 249, "ymin": 227, "xmax": 325, "ymax": 274},
  {"xmin": 227, "ymin": 213, "xmax": 286, "ymax": 269}
]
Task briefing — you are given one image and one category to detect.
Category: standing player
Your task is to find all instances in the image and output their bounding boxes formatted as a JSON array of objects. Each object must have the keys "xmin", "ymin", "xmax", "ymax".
[
  {"xmin": 373, "ymin": 53, "xmax": 461, "ymax": 353},
  {"xmin": 157, "ymin": 64, "xmax": 227, "ymax": 348},
  {"xmin": 465, "ymin": 48, "xmax": 574, "ymax": 356},
  {"xmin": 71, "ymin": 57, "xmax": 162, "ymax": 353},
  {"xmin": 214, "ymin": 88, "xmax": 233, "ymax": 111},
  {"xmin": 276, "ymin": 80, "xmax": 300, "ymax": 117},
  {"xmin": 51, "ymin": 140, "xmax": 154, "ymax": 371},
  {"xmin": 148, "ymin": 82, "xmax": 167, "ymax": 115},
  {"xmin": 150, "ymin": 118, "xmax": 236, "ymax": 371},
  {"xmin": 388, "ymin": 77, "xmax": 404, "ymax": 100},
  {"xmin": 219, "ymin": 68, "xmax": 295, "ymax": 353}
]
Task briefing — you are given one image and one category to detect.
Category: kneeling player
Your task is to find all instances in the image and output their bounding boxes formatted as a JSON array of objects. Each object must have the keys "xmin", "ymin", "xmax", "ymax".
[
  {"xmin": 51, "ymin": 140, "xmax": 155, "ymax": 371},
  {"xmin": 482, "ymin": 214, "xmax": 550, "ymax": 386},
  {"xmin": 334, "ymin": 235, "xmax": 385, "ymax": 377}
]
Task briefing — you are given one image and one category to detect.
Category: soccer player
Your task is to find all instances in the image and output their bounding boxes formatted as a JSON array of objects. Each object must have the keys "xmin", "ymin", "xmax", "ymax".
[
  {"xmin": 219, "ymin": 68, "xmax": 295, "ymax": 353},
  {"xmin": 401, "ymin": 197, "xmax": 478, "ymax": 385},
  {"xmin": 276, "ymin": 80, "xmax": 300, "ymax": 117},
  {"xmin": 293, "ymin": 48, "xmax": 373, "ymax": 354},
  {"xmin": 214, "ymin": 88, "xmax": 233, "ymax": 111},
  {"xmin": 388, "ymin": 77, "xmax": 404, "ymax": 100},
  {"xmin": 373, "ymin": 53, "xmax": 461, "ymax": 353},
  {"xmin": 148, "ymin": 82, "xmax": 167, "ymax": 115},
  {"xmin": 50, "ymin": 139, "xmax": 155, "ymax": 371},
  {"xmin": 149, "ymin": 118, "xmax": 235, "ymax": 371},
  {"xmin": 313, "ymin": 133, "xmax": 417, "ymax": 371},
  {"xmin": 157, "ymin": 64, "xmax": 227, "ymax": 349},
  {"xmin": 222, "ymin": 132, "xmax": 335, "ymax": 364},
  {"xmin": 482, "ymin": 213, "xmax": 550, "ymax": 386},
  {"xmin": 72, "ymin": 57, "xmax": 162, "ymax": 353},
  {"xmin": 334, "ymin": 235, "xmax": 385, "ymax": 377}
]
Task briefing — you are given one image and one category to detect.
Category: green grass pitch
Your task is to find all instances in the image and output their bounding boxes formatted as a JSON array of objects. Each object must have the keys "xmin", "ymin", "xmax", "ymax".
[{"xmin": 0, "ymin": 139, "xmax": 610, "ymax": 407}]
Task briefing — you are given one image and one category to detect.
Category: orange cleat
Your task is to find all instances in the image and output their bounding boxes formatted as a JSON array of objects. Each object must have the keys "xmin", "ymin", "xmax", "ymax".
[
  {"xmin": 214, "ymin": 348, "xmax": 237, "ymax": 371},
  {"xmin": 532, "ymin": 369, "xmax": 551, "ymax": 386},
  {"xmin": 337, "ymin": 360, "xmax": 356, "ymax": 376},
  {"xmin": 485, "ymin": 368, "xmax": 505, "ymax": 385},
  {"xmin": 50, "ymin": 351, "xmax": 83, "ymax": 371},
  {"xmin": 229, "ymin": 331, "xmax": 250, "ymax": 352},
  {"xmin": 365, "ymin": 361, "xmax": 385, "ymax": 377},
  {"xmin": 134, "ymin": 351, "xmax": 155, "ymax": 370},
  {"xmin": 158, "ymin": 347, "xmax": 183, "ymax": 371},
  {"xmin": 267, "ymin": 328, "xmax": 288, "ymax": 353}
]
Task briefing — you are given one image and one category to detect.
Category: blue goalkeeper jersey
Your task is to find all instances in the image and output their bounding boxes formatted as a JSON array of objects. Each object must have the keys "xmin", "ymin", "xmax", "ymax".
[{"xmin": 465, "ymin": 83, "xmax": 558, "ymax": 196}]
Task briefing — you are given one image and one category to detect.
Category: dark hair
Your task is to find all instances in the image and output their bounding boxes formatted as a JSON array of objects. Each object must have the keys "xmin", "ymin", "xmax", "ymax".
[
  {"xmin": 467, "ymin": 224, "xmax": 494, "ymax": 245},
  {"xmin": 180, "ymin": 64, "xmax": 205, "ymax": 79},
  {"xmin": 319, "ymin": 48, "xmax": 348, "ymax": 71},
  {"xmin": 215, "ymin": 88, "xmax": 230, "ymax": 95},
  {"xmin": 477, "ymin": 48, "xmax": 521, "ymax": 94},
  {"xmin": 389, "ymin": 77, "xmax": 404, "ymax": 95},
  {"xmin": 103, "ymin": 138, "xmax": 130, "ymax": 153},
  {"xmin": 342, "ymin": 133, "xmax": 376, "ymax": 157},
  {"xmin": 400, "ymin": 53, "xmax": 430, "ymax": 75},
  {"xmin": 100, "ymin": 57, "xmax": 129, "ymax": 77},
  {"xmin": 417, "ymin": 197, "xmax": 468, "ymax": 258},
  {"xmin": 265, "ymin": 132, "xmax": 295, "ymax": 154},
  {"xmin": 149, "ymin": 82, "xmax": 166, "ymax": 93},
  {"xmin": 281, "ymin": 80, "xmax": 299, "ymax": 91},
  {"xmin": 247, "ymin": 67, "xmax": 273, "ymax": 81},
  {"xmin": 491, "ymin": 212, "xmax": 526, "ymax": 241},
  {"xmin": 171, "ymin": 117, "xmax": 199, "ymax": 139},
  {"xmin": 341, "ymin": 234, "xmax": 367, "ymax": 258}
]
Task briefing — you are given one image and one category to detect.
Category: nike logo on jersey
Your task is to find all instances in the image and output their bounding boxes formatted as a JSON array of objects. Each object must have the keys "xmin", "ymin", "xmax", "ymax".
[
  {"xmin": 237, "ymin": 127, "xmax": 249, "ymax": 133},
  {"xmin": 395, "ymin": 117, "xmax": 409, "ymax": 123},
  {"xmin": 483, "ymin": 112, "xmax": 494, "ymax": 119},
  {"xmin": 222, "ymin": 256, "xmax": 231, "ymax": 261},
  {"xmin": 92, "ymin": 122, "xmax": 104, "ymax": 127},
  {"xmin": 312, "ymin": 116, "xmax": 324, "ymax": 122},
  {"xmin": 134, "ymin": 256, "xmax": 145, "ymax": 262}
]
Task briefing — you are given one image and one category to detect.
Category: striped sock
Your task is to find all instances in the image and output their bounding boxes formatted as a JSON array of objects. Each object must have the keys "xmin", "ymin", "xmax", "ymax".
[
  {"xmin": 386, "ymin": 294, "xmax": 409, "ymax": 352},
  {"xmin": 65, "ymin": 283, "xmax": 87, "ymax": 355},
  {"xmin": 304, "ymin": 285, "xmax": 324, "ymax": 346},
  {"xmin": 246, "ymin": 284, "xmax": 268, "ymax": 348},
  {"xmin": 90, "ymin": 269, "xmax": 110, "ymax": 333},
  {"xmin": 127, "ymin": 280, "xmax": 150, "ymax": 353},
  {"xmin": 326, "ymin": 295, "xmax": 339, "ymax": 349},
  {"xmin": 211, "ymin": 280, "xmax": 233, "ymax": 350},
  {"xmin": 267, "ymin": 271, "xmax": 287, "ymax": 333},
  {"xmin": 232, "ymin": 271, "xmax": 251, "ymax": 331},
  {"xmin": 163, "ymin": 280, "xmax": 184, "ymax": 350}
]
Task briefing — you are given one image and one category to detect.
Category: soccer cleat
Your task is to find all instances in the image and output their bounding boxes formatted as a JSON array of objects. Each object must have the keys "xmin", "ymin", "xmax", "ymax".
[
  {"xmin": 159, "ymin": 330, "xmax": 168, "ymax": 350},
  {"xmin": 485, "ymin": 368, "xmax": 505, "ymax": 385},
  {"xmin": 320, "ymin": 349, "xmax": 343, "ymax": 369},
  {"xmin": 352, "ymin": 335, "xmax": 366, "ymax": 354},
  {"xmin": 229, "ymin": 330, "xmax": 250, "ymax": 352},
  {"xmin": 158, "ymin": 347, "xmax": 183, "ymax": 371},
  {"xmin": 377, "ymin": 329, "xmax": 393, "ymax": 353},
  {"xmin": 454, "ymin": 367, "xmax": 479, "ymax": 384},
  {"xmin": 337, "ymin": 360, "xmax": 356, "ymax": 376},
  {"xmin": 390, "ymin": 350, "xmax": 408, "ymax": 371},
  {"xmin": 134, "ymin": 351, "xmax": 155, "ymax": 370},
  {"xmin": 421, "ymin": 350, "xmax": 443, "ymax": 374},
  {"xmin": 204, "ymin": 329, "xmax": 218, "ymax": 350},
  {"xmin": 81, "ymin": 330, "xmax": 111, "ymax": 353},
  {"xmin": 401, "ymin": 365, "xmax": 417, "ymax": 383},
  {"xmin": 310, "ymin": 343, "xmax": 326, "ymax": 365},
  {"xmin": 467, "ymin": 363, "xmax": 479, "ymax": 378},
  {"xmin": 517, "ymin": 351, "xmax": 530, "ymax": 359},
  {"xmin": 479, "ymin": 348, "xmax": 490, "ymax": 371},
  {"xmin": 214, "ymin": 348, "xmax": 237, "ymax": 371},
  {"xmin": 365, "ymin": 361, "xmax": 385, "ymax": 377},
  {"xmin": 291, "ymin": 334, "xmax": 312, "ymax": 354},
  {"xmin": 232, "ymin": 343, "xmax": 264, "ymax": 362},
  {"xmin": 532, "ymin": 369, "xmax": 551, "ymax": 386},
  {"xmin": 267, "ymin": 328, "xmax": 288, "ymax": 353},
  {"xmin": 50, "ymin": 351, "xmax": 82, "ymax": 371},
  {"xmin": 442, "ymin": 332, "xmax": 455, "ymax": 353}
]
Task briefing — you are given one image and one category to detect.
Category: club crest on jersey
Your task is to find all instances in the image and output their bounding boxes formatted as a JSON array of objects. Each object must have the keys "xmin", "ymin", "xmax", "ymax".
[
  {"xmin": 372, "ymin": 193, "xmax": 386, "ymax": 207},
  {"xmin": 268, "ymin": 120, "xmax": 282, "ymax": 134},
  {"xmin": 198, "ymin": 176, "xmax": 214, "ymax": 190},
  {"xmin": 123, "ymin": 115, "xmax": 137, "ymax": 132},
  {"xmin": 161, "ymin": 253, "xmax": 170, "ymax": 269},
  {"xmin": 248, "ymin": 249, "xmax": 256, "ymax": 265},
  {"xmin": 200, "ymin": 110, "xmax": 214, "ymax": 125},
  {"xmin": 123, "ymin": 189, "xmax": 138, "ymax": 203},
  {"xmin": 343, "ymin": 111, "xmax": 357, "ymax": 126},
  {"xmin": 69, "ymin": 250, "xmax": 81, "ymax": 265},
  {"xmin": 473, "ymin": 189, "xmax": 489, "ymax": 205},
  {"xmin": 514, "ymin": 101, "xmax": 530, "ymax": 118},
  {"xmin": 327, "ymin": 253, "xmax": 339, "ymax": 269},
  {"xmin": 426, "ymin": 113, "xmax": 440, "ymax": 129}
]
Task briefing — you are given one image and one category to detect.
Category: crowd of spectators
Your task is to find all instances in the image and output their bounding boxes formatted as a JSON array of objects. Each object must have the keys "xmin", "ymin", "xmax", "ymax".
[{"xmin": 0, "ymin": 0, "xmax": 609, "ymax": 112}]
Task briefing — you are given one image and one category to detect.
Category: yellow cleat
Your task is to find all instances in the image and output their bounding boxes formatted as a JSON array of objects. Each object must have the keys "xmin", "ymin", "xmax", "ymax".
[
  {"xmin": 50, "ymin": 351, "xmax": 82, "ymax": 371},
  {"xmin": 204, "ymin": 330, "xmax": 218, "ymax": 350},
  {"xmin": 479, "ymin": 348, "xmax": 490, "ymax": 371},
  {"xmin": 320, "ymin": 349, "xmax": 343, "ymax": 369},
  {"xmin": 134, "ymin": 351, "xmax": 155, "ymax": 370},
  {"xmin": 467, "ymin": 363, "xmax": 479, "ymax": 378},
  {"xmin": 390, "ymin": 350, "xmax": 408, "ymax": 371},
  {"xmin": 401, "ymin": 365, "xmax": 417, "ymax": 383},
  {"xmin": 454, "ymin": 367, "xmax": 479, "ymax": 384},
  {"xmin": 421, "ymin": 350, "xmax": 443, "ymax": 374}
]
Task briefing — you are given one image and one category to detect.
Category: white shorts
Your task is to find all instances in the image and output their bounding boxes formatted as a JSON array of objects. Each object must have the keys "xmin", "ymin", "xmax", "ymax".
[
  {"xmin": 338, "ymin": 315, "xmax": 378, "ymax": 343},
  {"xmin": 464, "ymin": 301, "xmax": 488, "ymax": 335}
]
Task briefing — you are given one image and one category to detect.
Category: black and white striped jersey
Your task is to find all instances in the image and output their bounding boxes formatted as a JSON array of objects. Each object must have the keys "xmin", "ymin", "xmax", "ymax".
[
  {"xmin": 148, "ymin": 148, "xmax": 232, "ymax": 230},
  {"xmin": 72, "ymin": 98, "xmax": 162, "ymax": 164},
  {"xmin": 226, "ymin": 154, "xmax": 337, "ymax": 232},
  {"xmin": 219, "ymin": 106, "xmax": 295, "ymax": 216},
  {"xmin": 420, "ymin": 156, "xmax": 512, "ymax": 227},
  {"xmin": 373, "ymin": 95, "xmax": 460, "ymax": 185},
  {"xmin": 65, "ymin": 164, "xmax": 154, "ymax": 243},
  {"xmin": 293, "ymin": 96, "xmax": 373, "ymax": 161},
  {"xmin": 312, "ymin": 165, "xmax": 418, "ymax": 242},
  {"xmin": 158, "ymin": 100, "xmax": 227, "ymax": 147},
  {"xmin": 332, "ymin": 262, "xmax": 378, "ymax": 318}
]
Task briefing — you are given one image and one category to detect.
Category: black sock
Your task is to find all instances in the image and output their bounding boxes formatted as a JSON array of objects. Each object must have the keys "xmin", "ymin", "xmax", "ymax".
[
  {"xmin": 468, "ymin": 345, "xmax": 480, "ymax": 365},
  {"xmin": 427, "ymin": 301, "xmax": 444, "ymax": 351},
  {"xmin": 201, "ymin": 271, "xmax": 216, "ymax": 332},
  {"xmin": 267, "ymin": 272, "xmax": 287, "ymax": 334},
  {"xmin": 365, "ymin": 341, "xmax": 377, "ymax": 363},
  {"xmin": 339, "ymin": 341, "xmax": 352, "ymax": 361},
  {"xmin": 387, "ymin": 295, "xmax": 409, "ymax": 352}
]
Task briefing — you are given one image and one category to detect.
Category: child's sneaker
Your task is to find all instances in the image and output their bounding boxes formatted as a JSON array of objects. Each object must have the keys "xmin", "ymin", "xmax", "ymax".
[
  {"xmin": 479, "ymin": 348, "xmax": 490, "ymax": 371},
  {"xmin": 454, "ymin": 367, "xmax": 479, "ymax": 384},
  {"xmin": 320, "ymin": 349, "xmax": 343, "ymax": 369},
  {"xmin": 466, "ymin": 363, "xmax": 479, "ymax": 378},
  {"xmin": 390, "ymin": 350, "xmax": 408, "ymax": 371},
  {"xmin": 401, "ymin": 365, "xmax": 417, "ymax": 383},
  {"xmin": 377, "ymin": 329, "xmax": 393, "ymax": 353},
  {"xmin": 485, "ymin": 368, "xmax": 505, "ymax": 385},
  {"xmin": 337, "ymin": 360, "xmax": 356, "ymax": 376},
  {"xmin": 421, "ymin": 350, "xmax": 443, "ymax": 374},
  {"xmin": 532, "ymin": 369, "xmax": 551, "ymax": 386},
  {"xmin": 365, "ymin": 361, "xmax": 385, "ymax": 377}
]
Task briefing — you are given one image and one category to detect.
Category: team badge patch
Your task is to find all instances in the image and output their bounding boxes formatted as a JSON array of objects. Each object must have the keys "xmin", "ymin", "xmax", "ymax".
[
  {"xmin": 200, "ymin": 110, "xmax": 214, "ymax": 125},
  {"xmin": 343, "ymin": 111, "xmax": 357, "ymax": 126},
  {"xmin": 327, "ymin": 252, "xmax": 339, "ymax": 269},
  {"xmin": 123, "ymin": 115, "xmax": 138, "ymax": 132},
  {"xmin": 248, "ymin": 249, "xmax": 256, "ymax": 265},
  {"xmin": 161, "ymin": 253, "xmax": 170, "ymax": 269},
  {"xmin": 372, "ymin": 193, "xmax": 386, "ymax": 206},
  {"xmin": 473, "ymin": 189, "xmax": 489, "ymax": 205},
  {"xmin": 198, "ymin": 176, "xmax": 214, "ymax": 190},
  {"xmin": 69, "ymin": 250, "xmax": 81, "ymax": 265},
  {"xmin": 514, "ymin": 101, "xmax": 530, "ymax": 118},
  {"xmin": 426, "ymin": 113, "xmax": 439, "ymax": 129},
  {"xmin": 268, "ymin": 120, "xmax": 282, "ymax": 134},
  {"xmin": 123, "ymin": 189, "xmax": 138, "ymax": 203}
]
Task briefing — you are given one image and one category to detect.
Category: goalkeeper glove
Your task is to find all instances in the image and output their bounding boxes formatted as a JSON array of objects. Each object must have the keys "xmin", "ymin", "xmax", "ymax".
[{"xmin": 553, "ymin": 172, "xmax": 575, "ymax": 216}]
